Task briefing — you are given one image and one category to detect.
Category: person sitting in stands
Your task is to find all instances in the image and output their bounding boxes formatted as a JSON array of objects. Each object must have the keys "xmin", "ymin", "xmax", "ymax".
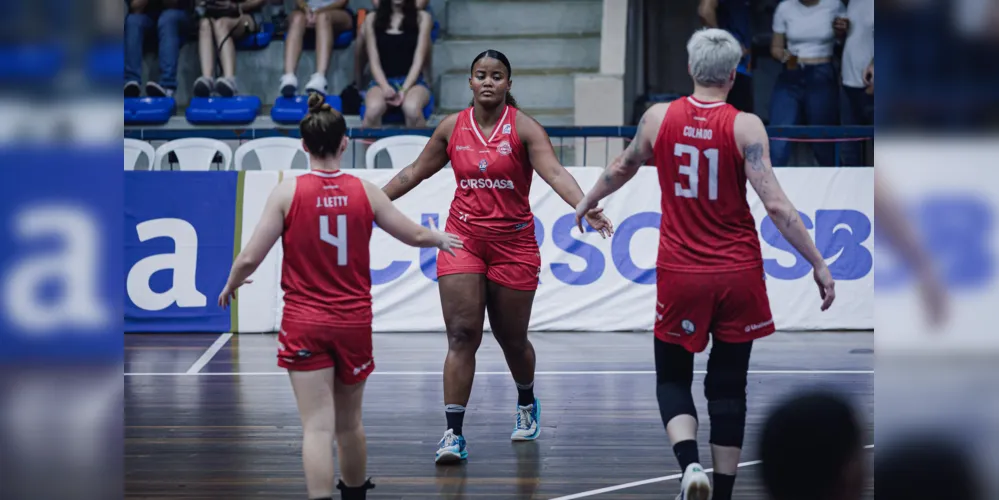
[
  {"xmin": 279, "ymin": 0, "xmax": 355, "ymax": 97},
  {"xmin": 361, "ymin": 0, "xmax": 433, "ymax": 127},
  {"xmin": 124, "ymin": 0, "xmax": 191, "ymax": 98},
  {"xmin": 192, "ymin": 0, "xmax": 266, "ymax": 97}
]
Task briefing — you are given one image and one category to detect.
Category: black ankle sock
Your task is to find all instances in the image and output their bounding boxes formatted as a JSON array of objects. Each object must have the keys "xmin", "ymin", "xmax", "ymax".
[
  {"xmin": 445, "ymin": 404, "xmax": 465, "ymax": 436},
  {"xmin": 516, "ymin": 381, "xmax": 535, "ymax": 406},
  {"xmin": 673, "ymin": 440, "xmax": 701, "ymax": 473},
  {"xmin": 712, "ymin": 473, "xmax": 735, "ymax": 500},
  {"xmin": 336, "ymin": 478, "xmax": 374, "ymax": 500}
]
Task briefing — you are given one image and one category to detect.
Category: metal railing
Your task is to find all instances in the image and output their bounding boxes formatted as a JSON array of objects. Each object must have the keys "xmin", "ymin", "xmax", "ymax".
[{"xmin": 124, "ymin": 125, "xmax": 874, "ymax": 168}]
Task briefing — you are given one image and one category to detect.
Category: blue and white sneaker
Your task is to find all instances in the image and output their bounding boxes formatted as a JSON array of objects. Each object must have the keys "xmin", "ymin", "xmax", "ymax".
[
  {"xmin": 434, "ymin": 428, "xmax": 467, "ymax": 464},
  {"xmin": 511, "ymin": 397, "xmax": 541, "ymax": 441}
]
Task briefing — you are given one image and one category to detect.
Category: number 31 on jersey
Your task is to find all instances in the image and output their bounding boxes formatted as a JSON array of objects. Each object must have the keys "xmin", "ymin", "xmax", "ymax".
[{"xmin": 674, "ymin": 143, "xmax": 719, "ymax": 201}]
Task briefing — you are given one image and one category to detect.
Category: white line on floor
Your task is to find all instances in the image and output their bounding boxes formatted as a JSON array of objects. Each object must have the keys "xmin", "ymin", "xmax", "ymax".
[
  {"xmin": 126, "ymin": 369, "xmax": 873, "ymax": 377},
  {"xmin": 184, "ymin": 333, "xmax": 233, "ymax": 374},
  {"xmin": 549, "ymin": 444, "xmax": 875, "ymax": 500}
]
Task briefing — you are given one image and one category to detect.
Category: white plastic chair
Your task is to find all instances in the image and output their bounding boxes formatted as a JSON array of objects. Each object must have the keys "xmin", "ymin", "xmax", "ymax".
[
  {"xmin": 153, "ymin": 138, "xmax": 232, "ymax": 171},
  {"xmin": 364, "ymin": 135, "xmax": 430, "ymax": 169},
  {"xmin": 233, "ymin": 137, "xmax": 307, "ymax": 171},
  {"xmin": 124, "ymin": 138, "xmax": 156, "ymax": 171}
]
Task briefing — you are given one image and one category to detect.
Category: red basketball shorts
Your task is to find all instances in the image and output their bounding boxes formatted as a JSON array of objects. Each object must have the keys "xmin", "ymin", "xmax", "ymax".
[
  {"xmin": 437, "ymin": 230, "xmax": 541, "ymax": 291},
  {"xmin": 654, "ymin": 266, "xmax": 776, "ymax": 353},
  {"xmin": 276, "ymin": 317, "xmax": 375, "ymax": 384}
]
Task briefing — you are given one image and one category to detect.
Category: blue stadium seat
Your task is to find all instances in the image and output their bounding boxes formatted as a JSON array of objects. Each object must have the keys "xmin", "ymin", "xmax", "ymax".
[
  {"xmin": 360, "ymin": 93, "xmax": 434, "ymax": 123},
  {"xmin": 185, "ymin": 96, "xmax": 261, "ymax": 124},
  {"xmin": 235, "ymin": 22, "xmax": 275, "ymax": 50},
  {"xmin": 271, "ymin": 94, "xmax": 343, "ymax": 124},
  {"xmin": 125, "ymin": 97, "xmax": 176, "ymax": 125},
  {"xmin": 87, "ymin": 42, "xmax": 122, "ymax": 83},
  {"xmin": 425, "ymin": 6, "xmax": 440, "ymax": 42},
  {"xmin": 0, "ymin": 43, "xmax": 64, "ymax": 83}
]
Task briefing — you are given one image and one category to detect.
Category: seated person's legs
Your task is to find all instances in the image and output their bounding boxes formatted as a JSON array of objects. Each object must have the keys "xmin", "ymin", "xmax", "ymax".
[
  {"xmin": 210, "ymin": 13, "xmax": 257, "ymax": 96},
  {"xmin": 400, "ymin": 84, "xmax": 430, "ymax": 127},
  {"xmin": 124, "ymin": 0, "xmax": 153, "ymax": 96},
  {"xmin": 308, "ymin": 6, "xmax": 353, "ymax": 94},
  {"xmin": 362, "ymin": 86, "xmax": 388, "ymax": 127},
  {"xmin": 147, "ymin": 7, "xmax": 189, "ymax": 97},
  {"xmin": 194, "ymin": 16, "xmax": 216, "ymax": 96},
  {"xmin": 280, "ymin": 8, "xmax": 309, "ymax": 97}
]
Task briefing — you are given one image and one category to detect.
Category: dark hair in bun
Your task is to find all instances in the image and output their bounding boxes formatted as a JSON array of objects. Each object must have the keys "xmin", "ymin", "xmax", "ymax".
[{"xmin": 300, "ymin": 93, "xmax": 347, "ymax": 159}]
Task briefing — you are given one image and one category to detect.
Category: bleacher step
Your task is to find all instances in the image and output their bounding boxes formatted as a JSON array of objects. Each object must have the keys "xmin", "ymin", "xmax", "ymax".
[
  {"xmin": 433, "ymin": 37, "xmax": 600, "ymax": 75},
  {"xmin": 446, "ymin": 0, "xmax": 602, "ymax": 37}
]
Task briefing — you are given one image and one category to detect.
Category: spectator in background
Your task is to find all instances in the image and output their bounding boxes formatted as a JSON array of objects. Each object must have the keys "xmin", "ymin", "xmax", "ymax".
[
  {"xmin": 768, "ymin": 0, "xmax": 844, "ymax": 166},
  {"xmin": 760, "ymin": 390, "xmax": 866, "ymax": 500},
  {"xmin": 836, "ymin": 0, "xmax": 873, "ymax": 166},
  {"xmin": 193, "ymin": 0, "xmax": 266, "ymax": 97},
  {"xmin": 352, "ymin": 0, "xmax": 430, "ymax": 93},
  {"xmin": 124, "ymin": 0, "xmax": 191, "ymax": 98},
  {"xmin": 698, "ymin": 0, "xmax": 754, "ymax": 111},
  {"xmin": 279, "ymin": 0, "xmax": 354, "ymax": 97},
  {"xmin": 361, "ymin": 0, "xmax": 433, "ymax": 127}
]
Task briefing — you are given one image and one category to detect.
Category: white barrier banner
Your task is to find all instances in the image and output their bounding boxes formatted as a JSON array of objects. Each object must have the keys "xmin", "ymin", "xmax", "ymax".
[{"xmin": 238, "ymin": 167, "xmax": 873, "ymax": 333}]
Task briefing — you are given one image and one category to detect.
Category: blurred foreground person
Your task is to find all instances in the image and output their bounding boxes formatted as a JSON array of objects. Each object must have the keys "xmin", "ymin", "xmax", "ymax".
[{"xmin": 760, "ymin": 390, "xmax": 866, "ymax": 500}]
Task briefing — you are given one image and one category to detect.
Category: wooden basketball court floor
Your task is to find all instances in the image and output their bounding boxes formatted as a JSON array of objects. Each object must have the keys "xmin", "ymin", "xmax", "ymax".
[{"xmin": 125, "ymin": 331, "xmax": 874, "ymax": 499}]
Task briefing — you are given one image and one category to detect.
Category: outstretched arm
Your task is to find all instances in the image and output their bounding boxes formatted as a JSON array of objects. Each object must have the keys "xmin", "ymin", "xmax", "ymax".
[
  {"xmin": 381, "ymin": 114, "xmax": 456, "ymax": 200},
  {"xmin": 363, "ymin": 180, "xmax": 462, "ymax": 253},
  {"xmin": 574, "ymin": 104, "xmax": 662, "ymax": 229},
  {"xmin": 219, "ymin": 180, "xmax": 293, "ymax": 307},
  {"xmin": 519, "ymin": 113, "xmax": 614, "ymax": 237}
]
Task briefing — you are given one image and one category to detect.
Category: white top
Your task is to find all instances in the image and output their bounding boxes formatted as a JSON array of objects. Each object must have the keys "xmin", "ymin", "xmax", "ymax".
[
  {"xmin": 772, "ymin": 0, "xmax": 846, "ymax": 59},
  {"xmin": 841, "ymin": 0, "xmax": 874, "ymax": 88},
  {"xmin": 307, "ymin": 0, "xmax": 338, "ymax": 9}
]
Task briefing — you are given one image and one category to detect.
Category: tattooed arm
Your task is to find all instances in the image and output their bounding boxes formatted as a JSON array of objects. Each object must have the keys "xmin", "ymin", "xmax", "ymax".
[
  {"xmin": 577, "ymin": 105, "xmax": 663, "ymax": 211},
  {"xmin": 381, "ymin": 113, "xmax": 456, "ymax": 201},
  {"xmin": 738, "ymin": 112, "xmax": 831, "ymax": 267}
]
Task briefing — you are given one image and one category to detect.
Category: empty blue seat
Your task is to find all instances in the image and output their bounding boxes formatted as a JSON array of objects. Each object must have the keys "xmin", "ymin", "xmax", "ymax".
[
  {"xmin": 0, "ymin": 43, "xmax": 64, "ymax": 83},
  {"xmin": 235, "ymin": 22, "xmax": 275, "ymax": 50},
  {"xmin": 271, "ymin": 95, "xmax": 343, "ymax": 124},
  {"xmin": 360, "ymin": 93, "xmax": 434, "ymax": 123},
  {"xmin": 186, "ymin": 96, "xmax": 261, "ymax": 124},
  {"xmin": 125, "ymin": 97, "xmax": 176, "ymax": 125},
  {"xmin": 87, "ymin": 42, "xmax": 122, "ymax": 82}
]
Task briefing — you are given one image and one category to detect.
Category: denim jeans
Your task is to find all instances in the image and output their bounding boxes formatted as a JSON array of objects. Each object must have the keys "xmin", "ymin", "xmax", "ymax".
[
  {"xmin": 124, "ymin": 9, "xmax": 188, "ymax": 89},
  {"xmin": 839, "ymin": 85, "xmax": 874, "ymax": 166},
  {"xmin": 768, "ymin": 62, "xmax": 839, "ymax": 166}
]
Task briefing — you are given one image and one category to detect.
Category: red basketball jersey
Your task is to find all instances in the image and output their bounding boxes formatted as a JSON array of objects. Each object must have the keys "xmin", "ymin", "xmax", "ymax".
[
  {"xmin": 445, "ymin": 106, "xmax": 535, "ymax": 240},
  {"xmin": 280, "ymin": 170, "xmax": 375, "ymax": 326},
  {"xmin": 652, "ymin": 96, "xmax": 763, "ymax": 272}
]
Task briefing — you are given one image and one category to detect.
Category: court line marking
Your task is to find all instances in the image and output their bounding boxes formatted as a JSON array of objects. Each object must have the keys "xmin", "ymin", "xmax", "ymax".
[
  {"xmin": 549, "ymin": 444, "xmax": 875, "ymax": 500},
  {"xmin": 126, "ymin": 369, "xmax": 872, "ymax": 377},
  {"xmin": 184, "ymin": 333, "xmax": 233, "ymax": 374}
]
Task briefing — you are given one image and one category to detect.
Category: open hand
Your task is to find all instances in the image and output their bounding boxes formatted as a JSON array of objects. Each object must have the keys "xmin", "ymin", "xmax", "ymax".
[
  {"xmin": 429, "ymin": 218, "xmax": 463, "ymax": 256},
  {"xmin": 813, "ymin": 265, "xmax": 836, "ymax": 311},
  {"xmin": 218, "ymin": 279, "xmax": 253, "ymax": 309},
  {"xmin": 584, "ymin": 209, "xmax": 614, "ymax": 238}
]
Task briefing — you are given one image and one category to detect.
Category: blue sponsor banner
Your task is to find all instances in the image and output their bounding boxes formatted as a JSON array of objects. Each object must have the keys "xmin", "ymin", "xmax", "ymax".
[
  {"xmin": 124, "ymin": 172, "xmax": 237, "ymax": 332},
  {"xmin": 0, "ymin": 147, "xmax": 122, "ymax": 362}
]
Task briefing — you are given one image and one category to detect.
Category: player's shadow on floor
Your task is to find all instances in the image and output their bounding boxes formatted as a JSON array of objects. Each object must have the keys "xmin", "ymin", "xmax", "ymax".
[{"xmin": 434, "ymin": 441, "xmax": 541, "ymax": 499}]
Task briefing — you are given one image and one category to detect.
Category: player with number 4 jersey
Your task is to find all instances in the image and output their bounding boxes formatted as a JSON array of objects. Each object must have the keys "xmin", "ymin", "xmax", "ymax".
[
  {"xmin": 218, "ymin": 94, "xmax": 461, "ymax": 500},
  {"xmin": 576, "ymin": 29, "xmax": 835, "ymax": 500}
]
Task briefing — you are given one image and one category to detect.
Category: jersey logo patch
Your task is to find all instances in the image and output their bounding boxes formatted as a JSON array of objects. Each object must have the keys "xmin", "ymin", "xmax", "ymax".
[
  {"xmin": 502, "ymin": 124, "xmax": 511, "ymax": 134},
  {"xmin": 478, "ymin": 159, "xmax": 488, "ymax": 173},
  {"xmin": 498, "ymin": 140, "xmax": 512, "ymax": 156},
  {"xmin": 681, "ymin": 320, "xmax": 696, "ymax": 335}
]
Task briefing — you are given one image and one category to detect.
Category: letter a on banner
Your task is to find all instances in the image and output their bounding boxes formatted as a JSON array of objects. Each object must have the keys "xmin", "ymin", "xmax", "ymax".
[{"xmin": 127, "ymin": 218, "xmax": 207, "ymax": 311}]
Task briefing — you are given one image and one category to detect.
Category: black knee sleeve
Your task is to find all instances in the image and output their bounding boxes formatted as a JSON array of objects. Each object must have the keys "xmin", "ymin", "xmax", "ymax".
[
  {"xmin": 655, "ymin": 338, "xmax": 697, "ymax": 425},
  {"xmin": 337, "ymin": 478, "xmax": 375, "ymax": 500},
  {"xmin": 704, "ymin": 342, "xmax": 751, "ymax": 448}
]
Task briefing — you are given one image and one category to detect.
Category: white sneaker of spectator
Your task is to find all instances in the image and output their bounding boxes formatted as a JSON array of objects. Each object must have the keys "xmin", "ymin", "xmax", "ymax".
[
  {"xmin": 215, "ymin": 76, "xmax": 238, "ymax": 98},
  {"xmin": 280, "ymin": 73, "xmax": 298, "ymax": 98},
  {"xmin": 305, "ymin": 73, "xmax": 327, "ymax": 96}
]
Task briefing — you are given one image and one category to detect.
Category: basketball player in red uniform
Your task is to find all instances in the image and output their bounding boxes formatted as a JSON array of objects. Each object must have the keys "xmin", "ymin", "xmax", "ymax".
[
  {"xmin": 217, "ymin": 94, "xmax": 462, "ymax": 500},
  {"xmin": 381, "ymin": 49, "xmax": 613, "ymax": 464},
  {"xmin": 576, "ymin": 29, "xmax": 836, "ymax": 500}
]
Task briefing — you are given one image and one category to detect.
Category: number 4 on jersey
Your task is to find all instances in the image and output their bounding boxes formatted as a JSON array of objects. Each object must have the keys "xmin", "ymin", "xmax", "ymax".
[
  {"xmin": 319, "ymin": 214, "xmax": 348, "ymax": 266},
  {"xmin": 674, "ymin": 143, "xmax": 719, "ymax": 201}
]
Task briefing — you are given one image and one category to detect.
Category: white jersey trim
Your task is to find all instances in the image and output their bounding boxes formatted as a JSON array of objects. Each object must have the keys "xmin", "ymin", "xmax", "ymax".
[
  {"xmin": 307, "ymin": 170, "xmax": 345, "ymax": 178},
  {"xmin": 468, "ymin": 106, "xmax": 510, "ymax": 147},
  {"xmin": 686, "ymin": 97, "xmax": 726, "ymax": 109}
]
